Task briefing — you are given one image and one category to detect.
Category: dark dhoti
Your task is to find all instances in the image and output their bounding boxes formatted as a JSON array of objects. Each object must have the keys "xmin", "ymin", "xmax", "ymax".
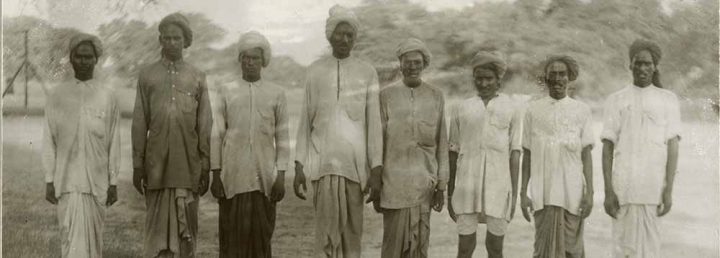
[
  {"xmin": 144, "ymin": 188, "xmax": 198, "ymax": 258},
  {"xmin": 218, "ymin": 190, "xmax": 276, "ymax": 258},
  {"xmin": 313, "ymin": 175, "xmax": 364, "ymax": 258},
  {"xmin": 533, "ymin": 205, "xmax": 584, "ymax": 258},
  {"xmin": 381, "ymin": 204, "xmax": 431, "ymax": 258}
]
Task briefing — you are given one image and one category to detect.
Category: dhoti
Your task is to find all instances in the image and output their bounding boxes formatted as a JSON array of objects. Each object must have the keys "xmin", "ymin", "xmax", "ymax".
[
  {"xmin": 144, "ymin": 188, "xmax": 198, "ymax": 258},
  {"xmin": 381, "ymin": 204, "xmax": 431, "ymax": 258},
  {"xmin": 533, "ymin": 205, "xmax": 584, "ymax": 258},
  {"xmin": 313, "ymin": 175, "xmax": 364, "ymax": 258},
  {"xmin": 612, "ymin": 204, "xmax": 660, "ymax": 258},
  {"xmin": 57, "ymin": 192, "xmax": 105, "ymax": 258},
  {"xmin": 218, "ymin": 190, "xmax": 276, "ymax": 258}
]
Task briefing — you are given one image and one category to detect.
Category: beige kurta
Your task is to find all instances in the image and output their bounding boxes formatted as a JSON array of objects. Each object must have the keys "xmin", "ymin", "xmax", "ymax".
[
  {"xmin": 449, "ymin": 94, "xmax": 522, "ymax": 220},
  {"xmin": 210, "ymin": 78, "xmax": 290, "ymax": 198},
  {"xmin": 42, "ymin": 79, "xmax": 121, "ymax": 258}
]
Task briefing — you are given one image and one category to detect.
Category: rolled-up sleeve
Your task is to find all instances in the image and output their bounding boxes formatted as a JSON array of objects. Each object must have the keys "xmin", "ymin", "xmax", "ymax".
[
  {"xmin": 665, "ymin": 94, "xmax": 682, "ymax": 141},
  {"xmin": 274, "ymin": 91, "xmax": 290, "ymax": 171},
  {"xmin": 600, "ymin": 97, "xmax": 620, "ymax": 144},
  {"xmin": 522, "ymin": 108, "xmax": 533, "ymax": 150},
  {"xmin": 509, "ymin": 104, "xmax": 524, "ymax": 151},
  {"xmin": 366, "ymin": 71, "xmax": 383, "ymax": 169}
]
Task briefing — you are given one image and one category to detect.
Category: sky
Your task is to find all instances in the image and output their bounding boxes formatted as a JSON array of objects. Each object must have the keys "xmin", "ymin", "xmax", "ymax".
[{"xmin": 2, "ymin": 0, "xmax": 683, "ymax": 65}]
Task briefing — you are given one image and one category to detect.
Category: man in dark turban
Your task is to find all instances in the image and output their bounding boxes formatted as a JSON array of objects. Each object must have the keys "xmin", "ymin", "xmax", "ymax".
[
  {"xmin": 132, "ymin": 12, "xmax": 212, "ymax": 258},
  {"xmin": 520, "ymin": 55, "xmax": 595, "ymax": 258},
  {"xmin": 600, "ymin": 39, "xmax": 680, "ymax": 257},
  {"xmin": 43, "ymin": 32, "xmax": 120, "ymax": 258}
]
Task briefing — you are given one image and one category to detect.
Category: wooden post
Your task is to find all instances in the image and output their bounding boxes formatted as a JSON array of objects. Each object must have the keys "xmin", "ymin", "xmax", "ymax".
[{"xmin": 23, "ymin": 30, "xmax": 29, "ymax": 110}]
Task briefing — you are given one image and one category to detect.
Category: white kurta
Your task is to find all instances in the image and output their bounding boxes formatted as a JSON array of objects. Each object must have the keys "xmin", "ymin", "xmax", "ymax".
[
  {"xmin": 449, "ymin": 94, "xmax": 523, "ymax": 220},
  {"xmin": 600, "ymin": 85, "xmax": 681, "ymax": 205},
  {"xmin": 522, "ymin": 96, "xmax": 594, "ymax": 215}
]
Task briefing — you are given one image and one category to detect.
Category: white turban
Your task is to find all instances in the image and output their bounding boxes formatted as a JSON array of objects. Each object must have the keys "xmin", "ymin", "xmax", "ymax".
[
  {"xmin": 325, "ymin": 5, "xmax": 360, "ymax": 40},
  {"xmin": 471, "ymin": 50, "xmax": 507, "ymax": 79},
  {"xmin": 396, "ymin": 38, "xmax": 432, "ymax": 67},
  {"xmin": 237, "ymin": 31, "xmax": 272, "ymax": 67}
]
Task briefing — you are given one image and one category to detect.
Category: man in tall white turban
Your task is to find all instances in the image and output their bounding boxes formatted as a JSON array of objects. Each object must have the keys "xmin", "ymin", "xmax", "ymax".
[{"xmin": 293, "ymin": 5, "xmax": 383, "ymax": 258}]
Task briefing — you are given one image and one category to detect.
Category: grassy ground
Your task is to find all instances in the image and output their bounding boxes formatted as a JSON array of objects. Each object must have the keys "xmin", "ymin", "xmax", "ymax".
[{"xmin": 3, "ymin": 99, "xmax": 719, "ymax": 257}]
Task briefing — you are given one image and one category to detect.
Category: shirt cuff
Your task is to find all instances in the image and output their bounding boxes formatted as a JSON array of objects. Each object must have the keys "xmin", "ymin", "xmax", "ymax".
[
  {"xmin": 436, "ymin": 179, "xmax": 447, "ymax": 191},
  {"xmin": 448, "ymin": 143, "xmax": 459, "ymax": 153},
  {"xmin": 109, "ymin": 171, "xmax": 118, "ymax": 185},
  {"xmin": 276, "ymin": 162, "xmax": 288, "ymax": 171},
  {"xmin": 45, "ymin": 174, "xmax": 54, "ymax": 183}
]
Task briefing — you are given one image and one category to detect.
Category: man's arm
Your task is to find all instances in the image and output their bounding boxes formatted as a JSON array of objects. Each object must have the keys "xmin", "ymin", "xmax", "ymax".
[
  {"xmin": 366, "ymin": 70, "xmax": 383, "ymax": 172},
  {"xmin": 107, "ymin": 91, "xmax": 121, "ymax": 186},
  {"xmin": 435, "ymin": 94, "xmax": 449, "ymax": 191},
  {"xmin": 271, "ymin": 90, "xmax": 290, "ymax": 202},
  {"xmin": 601, "ymin": 140, "xmax": 616, "ymax": 198},
  {"xmin": 196, "ymin": 73, "xmax": 213, "ymax": 173},
  {"xmin": 131, "ymin": 77, "xmax": 148, "ymax": 175},
  {"xmin": 520, "ymin": 148, "xmax": 533, "ymax": 222},
  {"xmin": 659, "ymin": 137, "xmax": 679, "ymax": 216},
  {"xmin": 42, "ymin": 104, "xmax": 58, "ymax": 204},
  {"xmin": 580, "ymin": 145, "xmax": 594, "ymax": 218}
]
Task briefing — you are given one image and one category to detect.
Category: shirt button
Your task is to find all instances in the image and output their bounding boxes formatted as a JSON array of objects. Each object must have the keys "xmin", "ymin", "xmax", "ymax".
[
  {"xmin": 172, "ymin": 97, "xmax": 176, "ymax": 101},
  {"xmin": 172, "ymin": 84, "xmax": 176, "ymax": 88}
]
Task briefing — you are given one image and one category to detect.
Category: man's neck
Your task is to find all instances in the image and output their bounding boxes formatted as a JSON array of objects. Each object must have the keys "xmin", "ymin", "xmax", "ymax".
[
  {"xmin": 479, "ymin": 93, "xmax": 497, "ymax": 106},
  {"xmin": 403, "ymin": 78, "xmax": 421, "ymax": 88},
  {"xmin": 550, "ymin": 94, "xmax": 566, "ymax": 100},
  {"xmin": 633, "ymin": 81, "xmax": 652, "ymax": 88},
  {"xmin": 75, "ymin": 74, "xmax": 92, "ymax": 82},
  {"xmin": 333, "ymin": 51, "xmax": 350, "ymax": 60},
  {"xmin": 243, "ymin": 75, "xmax": 261, "ymax": 83}
]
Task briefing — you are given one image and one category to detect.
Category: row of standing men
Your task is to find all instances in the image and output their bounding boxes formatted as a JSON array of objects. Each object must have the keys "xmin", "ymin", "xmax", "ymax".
[{"xmin": 42, "ymin": 5, "xmax": 681, "ymax": 258}]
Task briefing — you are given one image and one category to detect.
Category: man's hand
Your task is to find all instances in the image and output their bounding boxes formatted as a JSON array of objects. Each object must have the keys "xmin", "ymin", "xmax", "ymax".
[
  {"xmin": 45, "ymin": 183, "xmax": 58, "ymax": 204},
  {"xmin": 106, "ymin": 185, "xmax": 118, "ymax": 206},
  {"xmin": 133, "ymin": 168, "xmax": 146, "ymax": 195},
  {"xmin": 447, "ymin": 195, "xmax": 457, "ymax": 222},
  {"xmin": 657, "ymin": 187, "xmax": 672, "ymax": 217},
  {"xmin": 520, "ymin": 193, "xmax": 533, "ymax": 222},
  {"xmin": 432, "ymin": 189, "xmax": 445, "ymax": 212},
  {"xmin": 579, "ymin": 191, "xmax": 593, "ymax": 218},
  {"xmin": 198, "ymin": 170, "xmax": 210, "ymax": 196},
  {"xmin": 210, "ymin": 170, "xmax": 225, "ymax": 199},
  {"xmin": 293, "ymin": 161, "xmax": 308, "ymax": 200},
  {"xmin": 270, "ymin": 171, "xmax": 286, "ymax": 202},
  {"xmin": 364, "ymin": 166, "xmax": 382, "ymax": 207},
  {"xmin": 604, "ymin": 190, "xmax": 620, "ymax": 219}
]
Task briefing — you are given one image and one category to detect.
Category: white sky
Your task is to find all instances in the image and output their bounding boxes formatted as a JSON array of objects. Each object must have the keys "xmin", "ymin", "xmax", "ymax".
[{"xmin": 2, "ymin": 0, "xmax": 682, "ymax": 65}]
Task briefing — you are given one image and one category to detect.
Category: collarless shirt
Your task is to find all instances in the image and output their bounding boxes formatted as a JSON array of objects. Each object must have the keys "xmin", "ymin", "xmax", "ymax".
[
  {"xmin": 601, "ymin": 85, "xmax": 681, "ymax": 205},
  {"xmin": 210, "ymin": 78, "xmax": 290, "ymax": 197},
  {"xmin": 131, "ymin": 58, "xmax": 213, "ymax": 190},
  {"xmin": 379, "ymin": 81, "xmax": 449, "ymax": 209},
  {"xmin": 42, "ymin": 79, "xmax": 121, "ymax": 203},
  {"xmin": 449, "ymin": 94, "xmax": 523, "ymax": 219},
  {"xmin": 294, "ymin": 55, "xmax": 383, "ymax": 189},
  {"xmin": 522, "ymin": 96, "xmax": 594, "ymax": 215}
]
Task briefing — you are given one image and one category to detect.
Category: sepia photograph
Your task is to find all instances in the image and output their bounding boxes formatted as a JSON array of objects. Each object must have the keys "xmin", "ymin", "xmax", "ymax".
[{"xmin": 2, "ymin": 0, "xmax": 718, "ymax": 257}]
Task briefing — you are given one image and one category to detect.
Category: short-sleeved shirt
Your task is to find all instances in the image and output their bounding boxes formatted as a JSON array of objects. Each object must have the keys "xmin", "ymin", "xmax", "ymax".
[
  {"xmin": 600, "ymin": 85, "xmax": 681, "ymax": 205},
  {"xmin": 210, "ymin": 79, "xmax": 290, "ymax": 198},
  {"xmin": 449, "ymin": 94, "xmax": 522, "ymax": 219},
  {"xmin": 523, "ymin": 96, "xmax": 594, "ymax": 215},
  {"xmin": 131, "ymin": 58, "xmax": 213, "ymax": 190},
  {"xmin": 379, "ymin": 81, "xmax": 449, "ymax": 209}
]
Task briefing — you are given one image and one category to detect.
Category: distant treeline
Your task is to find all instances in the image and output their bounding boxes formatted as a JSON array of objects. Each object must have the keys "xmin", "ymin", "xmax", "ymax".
[{"xmin": 3, "ymin": 0, "xmax": 718, "ymax": 102}]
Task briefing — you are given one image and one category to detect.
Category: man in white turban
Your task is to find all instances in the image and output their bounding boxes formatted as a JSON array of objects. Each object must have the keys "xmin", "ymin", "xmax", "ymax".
[
  {"xmin": 209, "ymin": 31, "xmax": 289, "ymax": 258},
  {"xmin": 377, "ymin": 37, "xmax": 448, "ymax": 258},
  {"xmin": 447, "ymin": 50, "xmax": 522, "ymax": 258},
  {"xmin": 293, "ymin": 5, "xmax": 383, "ymax": 258},
  {"xmin": 43, "ymin": 32, "xmax": 120, "ymax": 258}
]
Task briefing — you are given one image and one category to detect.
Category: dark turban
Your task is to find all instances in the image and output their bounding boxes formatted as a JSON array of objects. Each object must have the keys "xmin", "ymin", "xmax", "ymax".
[
  {"xmin": 629, "ymin": 39, "xmax": 663, "ymax": 87},
  {"xmin": 68, "ymin": 33, "xmax": 103, "ymax": 58},
  {"xmin": 544, "ymin": 55, "xmax": 579, "ymax": 82},
  {"xmin": 159, "ymin": 13, "xmax": 193, "ymax": 48}
]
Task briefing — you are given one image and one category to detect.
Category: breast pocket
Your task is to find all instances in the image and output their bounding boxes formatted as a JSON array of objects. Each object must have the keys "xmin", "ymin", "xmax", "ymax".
[
  {"xmin": 644, "ymin": 109, "xmax": 667, "ymax": 146},
  {"xmin": 258, "ymin": 106, "xmax": 275, "ymax": 135},
  {"xmin": 487, "ymin": 111, "xmax": 511, "ymax": 151},
  {"xmin": 342, "ymin": 88, "xmax": 366, "ymax": 121},
  {"xmin": 174, "ymin": 86, "xmax": 198, "ymax": 114},
  {"xmin": 417, "ymin": 110, "xmax": 439, "ymax": 147},
  {"xmin": 84, "ymin": 107, "xmax": 107, "ymax": 139}
]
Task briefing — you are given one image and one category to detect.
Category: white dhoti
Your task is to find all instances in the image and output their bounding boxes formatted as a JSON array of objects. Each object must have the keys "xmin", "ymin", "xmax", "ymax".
[
  {"xmin": 57, "ymin": 192, "xmax": 105, "ymax": 258},
  {"xmin": 612, "ymin": 204, "xmax": 661, "ymax": 258}
]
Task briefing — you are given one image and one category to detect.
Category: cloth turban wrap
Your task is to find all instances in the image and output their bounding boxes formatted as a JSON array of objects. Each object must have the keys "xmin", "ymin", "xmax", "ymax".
[
  {"xmin": 471, "ymin": 50, "xmax": 507, "ymax": 79},
  {"xmin": 159, "ymin": 13, "xmax": 193, "ymax": 48},
  {"xmin": 325, "ymin": 5, "xmax": 360, "ymax": 40},
  {"xmin": 396, "ymin": 38, "xmax": 432, "ymax": 67},
  {"xmin": 629, "ymin": 39, "xmax": 662, "ymax": 65},
  {"xmin": 68, "ymin": 33, "xmax": 103, "ymax": 58},
  {"xmin": 238, "ymin": 31, "xmax": 272, "ymax": 67},
  {"xmin": 544, "ymin": 55, "xmax": 579, "ymax": 82}
]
